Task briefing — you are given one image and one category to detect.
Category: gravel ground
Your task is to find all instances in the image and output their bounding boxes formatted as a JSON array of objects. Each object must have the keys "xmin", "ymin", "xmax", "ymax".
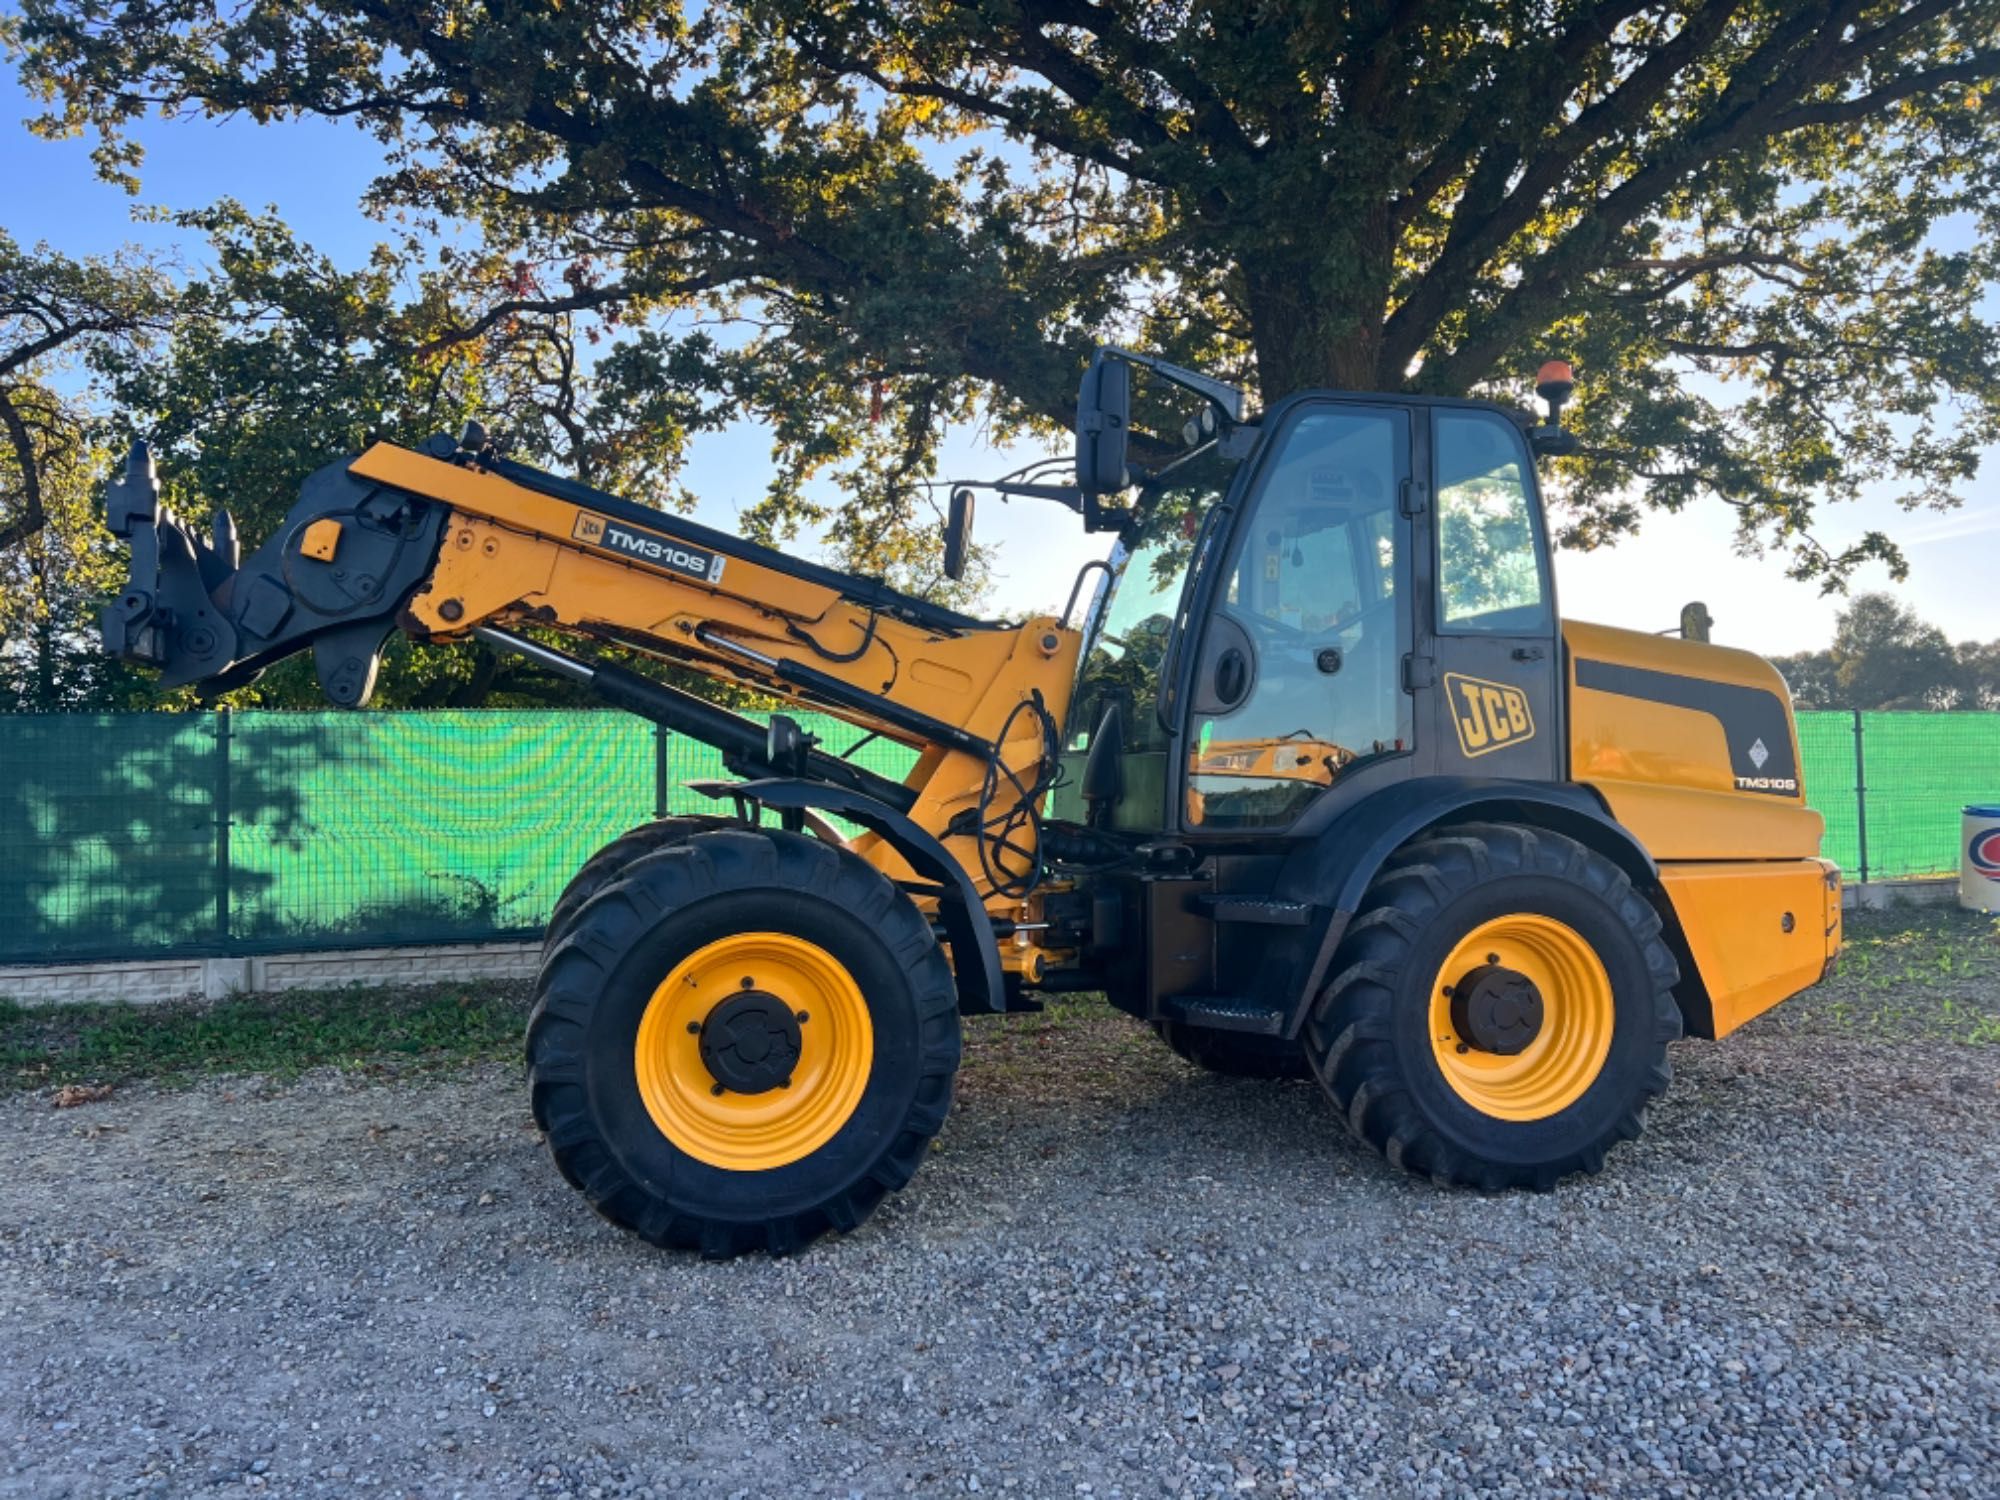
[{"xmin": 3, "ymin": 954, "xmax": 1997, "ymax": 1496}]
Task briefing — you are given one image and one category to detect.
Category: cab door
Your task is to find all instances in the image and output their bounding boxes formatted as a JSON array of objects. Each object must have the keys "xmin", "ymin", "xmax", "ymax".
[
  {"xmin": 1426, "ymin": 408, "xmax": 1561, "ymax": 781},
  {"xmin": 1181, "ymin": 402, "xmax": 1416, "ymax": 832}
]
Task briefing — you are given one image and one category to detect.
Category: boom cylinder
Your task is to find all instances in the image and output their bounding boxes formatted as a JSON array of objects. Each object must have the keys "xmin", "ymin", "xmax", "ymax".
[{"xmin": 471, "ymin": 627, "xmax": 917, "ymax": 811}]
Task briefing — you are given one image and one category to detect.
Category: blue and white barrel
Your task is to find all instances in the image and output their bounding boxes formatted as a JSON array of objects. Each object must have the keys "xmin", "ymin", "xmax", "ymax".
[{"xmin": 1963, "ymin": 805, "xmax": 2000, "ymax": 913}]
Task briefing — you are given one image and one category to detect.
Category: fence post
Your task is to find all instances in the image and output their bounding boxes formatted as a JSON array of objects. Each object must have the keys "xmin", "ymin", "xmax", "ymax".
[
  {"xmin": 1850, "ymin": 708, "xmax": 1869, "ymax": 886},
  {"xmin": 214, "ymin": 707, "xmax": 233, "ymax": 949},
  {"xmin": 653, "ymin": 720, "xmax": 670, "ymax": 820}
]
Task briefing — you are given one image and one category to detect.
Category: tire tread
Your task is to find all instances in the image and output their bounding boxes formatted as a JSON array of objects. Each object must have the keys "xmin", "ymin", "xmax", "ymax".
[
  {"xmin": 526, "ymin": 827, "xmax": 959, "ymax": 1257},
  {"xmin": 1305, "ymin": 821, "xmax": 1681, "ymax": 1190}
]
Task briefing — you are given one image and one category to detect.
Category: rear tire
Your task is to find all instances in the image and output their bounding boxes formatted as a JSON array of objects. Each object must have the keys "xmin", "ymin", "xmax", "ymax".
[
  {"xmin": 526, "ymin": 828, "xmax": 960, "ymax": 1256},
  {"xmin": 1303, "ymin": 822, "xmax": 1680, "ymax": 1189},
  {"xmin": 1155, "ymin": 1020, "xmax": 1312, "ymax": 1080}
]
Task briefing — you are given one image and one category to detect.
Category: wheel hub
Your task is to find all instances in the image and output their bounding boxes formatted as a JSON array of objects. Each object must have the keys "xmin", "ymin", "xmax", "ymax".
[
  {"xmin": 1449, "ymin": 964, "xmax": 1545, "ymax": 1056},
  {"xmin": 698, "ymin": 990, "xmax": 803, "ymax": 1093}
]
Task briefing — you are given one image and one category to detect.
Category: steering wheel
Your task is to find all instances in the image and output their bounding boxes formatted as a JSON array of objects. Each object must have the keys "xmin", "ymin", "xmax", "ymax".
[{"xmin": 1232, "ymin": 591, "xmax": 1395, "ymax": 654}]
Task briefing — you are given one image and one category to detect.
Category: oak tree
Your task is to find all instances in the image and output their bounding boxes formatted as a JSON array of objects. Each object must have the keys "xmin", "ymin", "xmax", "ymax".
[{"xmin": 12, "ymin": 0, "xmax": 2000, "ymax": 585}]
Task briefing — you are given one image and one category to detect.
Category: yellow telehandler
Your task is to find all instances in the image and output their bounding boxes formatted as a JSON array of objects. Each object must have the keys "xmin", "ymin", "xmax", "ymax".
[{"xmin": 103, "ymin": 351, "xmax": 1839, "ymax": 1255}]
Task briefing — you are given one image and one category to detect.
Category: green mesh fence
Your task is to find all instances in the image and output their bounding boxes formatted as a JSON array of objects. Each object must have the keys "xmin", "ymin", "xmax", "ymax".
[
  {"xmin": 1797, "ymin": 713, "xmax": 1861, "ymax": 874},
  {"xmin": 0, "ymin": 708, "xmax": 1992, "ymax": 965},
  {"xmin": 1838, "ymin": 712, "xmax": 2000, "ymax": 881},
  {"xmin": 0, "ymin": 709, "xmax": 916, "ymax": 964},
  {"xmin": 0, "ymin": 713, "xmax": 223, "ymax": 961}
]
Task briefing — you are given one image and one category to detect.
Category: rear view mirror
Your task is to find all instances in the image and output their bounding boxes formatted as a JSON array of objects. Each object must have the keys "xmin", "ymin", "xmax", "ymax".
[
  {"xmin": 943, "ymin": 486, "xmax": 975, "ymax": 581},
  {"xmin": 1075, "ymin": 356, "xmax": 1131, "ymax": 495},
  {"xmin": 1080, "ymin": 701, "xmax": 1126, "ymax": 826}
]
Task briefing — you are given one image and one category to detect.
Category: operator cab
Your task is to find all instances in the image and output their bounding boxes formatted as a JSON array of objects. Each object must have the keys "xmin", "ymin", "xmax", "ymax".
[{"xmin": 1036, "ymin": 354, "xmax": 1563, "ymax": 842}]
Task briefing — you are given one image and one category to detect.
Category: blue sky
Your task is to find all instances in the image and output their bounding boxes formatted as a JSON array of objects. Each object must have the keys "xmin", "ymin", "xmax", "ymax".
[{"xmin": 5, "ymin": 68, "xmax": 1997, "ymax": 654}]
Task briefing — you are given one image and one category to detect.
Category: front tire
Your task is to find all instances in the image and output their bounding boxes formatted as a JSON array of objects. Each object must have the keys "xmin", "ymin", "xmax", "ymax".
[
  {"xmin": 527, "ymin": 828, "xmax": 960, "ymax": 1256},
  {"xmin": 542, "ymin": 815, "xmax": 725, "ymax": 959},
  {"xmin": 1303, "ymin": 823, "xmax": 1681, "ymax": 1189}
]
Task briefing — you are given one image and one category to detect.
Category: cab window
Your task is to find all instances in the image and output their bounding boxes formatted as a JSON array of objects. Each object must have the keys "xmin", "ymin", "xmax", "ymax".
[{"xmin": 1434, "ymin": 411, "xmax": 1550, "ymax": 633}]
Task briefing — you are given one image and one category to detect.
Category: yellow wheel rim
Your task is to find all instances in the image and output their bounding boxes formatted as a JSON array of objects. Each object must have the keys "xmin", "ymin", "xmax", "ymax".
[
  {"xmin": 633, "ymin": 931, "xmax": 873, "ymax": 1171},
  {"xmin": 1428, "ymin": 914, "xmax": 1614, "ymax": 1122}
]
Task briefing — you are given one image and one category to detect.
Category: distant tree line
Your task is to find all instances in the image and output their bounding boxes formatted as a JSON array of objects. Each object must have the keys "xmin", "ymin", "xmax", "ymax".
[{"xmin": 1774, "ymin": 593, "xmax": 2000, "ymax": 712}]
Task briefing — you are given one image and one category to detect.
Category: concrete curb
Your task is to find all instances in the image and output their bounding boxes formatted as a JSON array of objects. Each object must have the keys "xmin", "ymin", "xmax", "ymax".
[
  {"xmin": 0, "ymin": 941, "xmax": 540, "ymax": 1007},
  {"xmin": 0, "ymin": 877, "xmax": 1974, "ymax": 1008},
  {"xmin": 1843, "ymin": 877, "xmax": 1962, "ymax": 911}
]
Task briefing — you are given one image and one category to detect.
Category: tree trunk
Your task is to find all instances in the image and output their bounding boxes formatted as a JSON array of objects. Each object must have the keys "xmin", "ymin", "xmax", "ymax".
[
  {"xmin": 1238, "ymin": 218, "xmax": 1394, "ymax": 399},
  {"xmin": 33, "ymin": 617, "xmax": 58, "ymax": 710},
  {"xmin": 445, "ymin": 645, "xmax": 502, "ymax": 708}
]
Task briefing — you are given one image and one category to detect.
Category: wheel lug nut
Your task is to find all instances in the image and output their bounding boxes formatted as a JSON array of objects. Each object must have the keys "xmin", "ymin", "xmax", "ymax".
[
  {"xmin": 711, "ymin": 1083, "xmax": 725, "ymax": 1096},
  {"xmin": 796, "ymin": 1010, "xmax": 810, "ymax": 1024},
  {"xmin": 687, "ymin": 1021, "xmax": 702, "ymax": 1034},
  {"xmin": 740, "ymin": 976, "xmax": 755, "ymax": 990}
]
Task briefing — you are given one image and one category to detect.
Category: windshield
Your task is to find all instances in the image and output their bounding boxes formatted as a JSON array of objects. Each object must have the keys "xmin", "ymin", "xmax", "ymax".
[{"xmin": 1068, "ymin": 448, "xmax": 1239, "ymax": 754}]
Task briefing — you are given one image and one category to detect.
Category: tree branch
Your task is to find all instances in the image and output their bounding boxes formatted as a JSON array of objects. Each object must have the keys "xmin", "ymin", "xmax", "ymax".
[
  {"xmin": 0, "ymin": 388, "xmax": 48, "ymax": 551},
  {"xmin": 1384, "ymin": 0, "xmax": 1749, "ymax": 377},
  {"xmin": 1770, "ymin": 53, "xmax": 2000, "ymax": 133},
  {"xmin": 1012, "ymin": 0, "xmax": 1259, "ymax": 162},
  {"xmin": 1418, "ymin": 0, "xmax": 1881, "ymax": 390},
  {"xmin": 1390, "ymin": 0, "xmax": 1656, "ymax": 234}
]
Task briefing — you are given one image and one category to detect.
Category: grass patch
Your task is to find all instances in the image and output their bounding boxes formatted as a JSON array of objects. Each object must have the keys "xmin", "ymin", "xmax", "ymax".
[
  {"xmin": 0, "ymin": 981, "xmax": 532, "ymax": 1093},
  {"xmin": 960, "ymin": 992, "xmax": 1169, "ymax": 1095},
  {"xmin": 0, "ymin": 979, "xmax": 1168, "ymax": 1099},
  {"xmin": 1762, "ymin": 904, "xmax": 2000, "ymax": 1044},
  {"xmin": 5, "ymin": 902, "xmax": 1987, "ymax": 1097}
]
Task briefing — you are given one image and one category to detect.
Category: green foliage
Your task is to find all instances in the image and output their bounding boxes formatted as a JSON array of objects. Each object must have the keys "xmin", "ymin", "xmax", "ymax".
[
  {"xmin": 0, "ymin": 204, "xmax": 789, "ymax": 708},
  {"xmin": 11, "ymin": 0, "xmax": 2000, "ymax": 595},
  {"xmin": 1830, "ymin": 593, "xmax": 1963, "ymax": 710},
  {"xmin": 115, "ymin": 206, "xmax": 733, "ymax": 532},
  {"xmin": 0, "ymin": 230, "xmax": 178, "ymax": 709},
  {"xmin": 1774, "ymin": 591, "xmax": 2000, "ymax": 709},
  {"xmin": 1955, "ymin": 639, "xmax": 2000, "ymax": 710}
]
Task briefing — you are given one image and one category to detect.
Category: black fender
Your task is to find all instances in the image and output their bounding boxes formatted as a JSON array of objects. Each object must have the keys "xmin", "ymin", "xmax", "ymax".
[
  {"xmin": 688, "ymin": 778, "xmax": 1005, "ymax": 1016},
  {"xmin": 1271, "ymin": 777, "xmax": 1657, "ymax": 1038}
]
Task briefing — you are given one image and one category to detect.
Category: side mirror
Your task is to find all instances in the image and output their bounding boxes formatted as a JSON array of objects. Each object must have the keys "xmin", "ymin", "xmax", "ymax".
[
  {"xmin": 1080, "ymin": 701, "xmax": 1126, "ymax": 826},
  {"xmin": 1075, "ymin": 355, "xmax": 1131, "ymax": 495},
  {"xmin": 943, "ymin": 486, "xmax": 974, "ymax": 582}
]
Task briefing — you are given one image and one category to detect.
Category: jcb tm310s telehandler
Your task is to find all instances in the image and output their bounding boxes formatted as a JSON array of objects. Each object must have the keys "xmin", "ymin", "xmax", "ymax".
[{"xmin": 102, "ymin": 351, "xmax": 1840, "ymax": 1255}]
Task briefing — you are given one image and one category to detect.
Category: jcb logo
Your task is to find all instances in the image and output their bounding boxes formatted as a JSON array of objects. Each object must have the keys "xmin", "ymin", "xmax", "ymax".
[
  {"xmin": 573, "ymin": 513, "xmax": 607, "ymax": 544},
  {"xmin": 1446, "ymin": 673, "xmax": 1535, "ymax": 758}
]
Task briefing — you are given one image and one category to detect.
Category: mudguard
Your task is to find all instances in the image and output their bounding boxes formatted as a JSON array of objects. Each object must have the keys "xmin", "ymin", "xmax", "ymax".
[
  {"xmin": 1271, "ymin": 776, "xmax": 1657, "ymax": 1038},
  {"xmin": 687, "ymin": 778, "xmax": 1006, "ymax": 1016}
]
